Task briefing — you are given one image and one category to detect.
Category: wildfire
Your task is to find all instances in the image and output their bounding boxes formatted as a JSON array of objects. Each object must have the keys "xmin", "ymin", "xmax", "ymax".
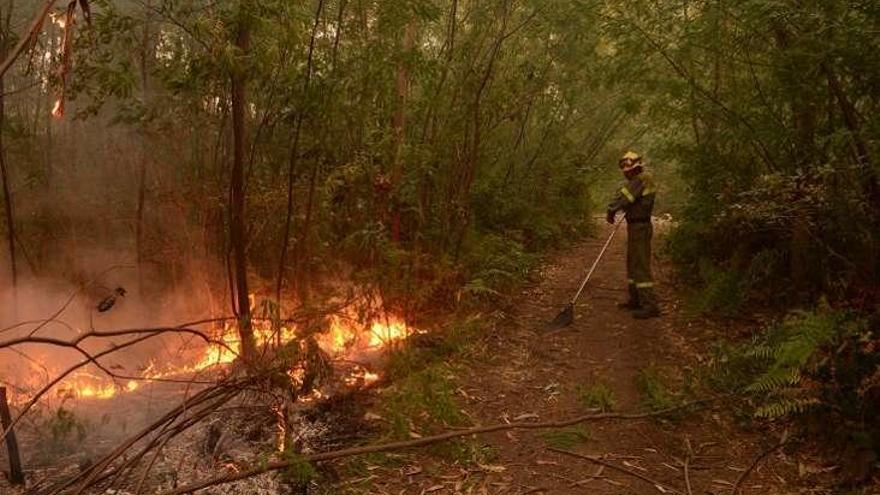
[
  {"xmin": 51, "ymin": 99, "xmax": 64, "ymax": 118},
  {"xmin": 40, "ymin": 298, "xmax": 416, "ymax": 403},
  {"xmin": 54, "ymin": 372, "xmax": 139, "ymax": 400}
]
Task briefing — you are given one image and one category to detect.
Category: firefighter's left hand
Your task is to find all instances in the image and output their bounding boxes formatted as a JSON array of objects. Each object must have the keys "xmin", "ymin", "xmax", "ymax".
[{"xmin": 606, "ymin": 210, "xmax": 616, "ymax": 224}]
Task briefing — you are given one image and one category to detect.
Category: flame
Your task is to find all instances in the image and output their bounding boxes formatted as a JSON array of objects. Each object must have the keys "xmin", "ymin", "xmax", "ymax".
[
  {"xmin": 54, "ymin": 373, "xmax": 140, "ymax": 400},
  {"xmin": 38, "ymin": 296, "xmax": 416, "ymax": 403},
  {"xmin": 51, "ymin": 99, "xmax": 64, "ymax": 118},
  {"xmin": 50, "ymin": 12, "xmax": 66, "ymax": 29}
]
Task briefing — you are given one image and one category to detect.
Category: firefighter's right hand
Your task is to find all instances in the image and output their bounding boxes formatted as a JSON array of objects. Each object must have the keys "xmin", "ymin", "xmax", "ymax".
[{"xmin": 606, "ymin": 210, "xmax": 616, "ymax": 224}]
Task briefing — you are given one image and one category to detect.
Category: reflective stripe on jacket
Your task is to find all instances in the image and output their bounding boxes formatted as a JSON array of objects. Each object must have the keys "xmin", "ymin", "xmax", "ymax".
[{"xmin": 607, "ymin": 172, "xmax": 656, "ymax": 223}]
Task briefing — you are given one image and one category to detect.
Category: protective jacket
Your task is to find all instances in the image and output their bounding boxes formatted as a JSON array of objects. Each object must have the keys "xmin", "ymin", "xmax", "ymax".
[
  {"xmin": 606, "ymin": 171, "xmax": 658, "ymax": 315},
  {"xmin": 607, "ymin": 173, "xmax": 655, "ymax": 222}
]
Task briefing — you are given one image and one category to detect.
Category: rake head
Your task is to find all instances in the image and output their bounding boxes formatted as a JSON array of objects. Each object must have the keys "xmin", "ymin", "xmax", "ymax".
[{"xmin": 547, "ymin": 302, "xmax": 574, "ymax": 330}]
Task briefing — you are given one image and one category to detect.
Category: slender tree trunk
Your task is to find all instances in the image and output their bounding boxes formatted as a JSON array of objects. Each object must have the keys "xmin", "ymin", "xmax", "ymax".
[
  {"xmin": 294, "ymin": 160, "xmax": 318, "ymax": 303},
  {"xmin": 0, "ymin": 387, "xmax": 24, "ymax": 485},
  {"xmin": 822, "ymin": 62, "xmax": 878, "ymax": 201},
  {"xmin": 135, "ymin": 0, "xmax": 153, "ymax": 296},
  {"xmin": 0, "ymin": 8, "xmax": 17, "ymax": 290},
  {"xmin": 230, "ymin": 6, "xmax": 255, "ymax": 360},
  {"xmin": 276, "ymin": 0, "xmax": 324, "ymax": 308},
  {"xmin": 452, "ymin": 3, "xmax": 510, "ymax": 257},
  {"xmin": 331, "ymin": 0, "xmax": 346, "ymax": 67},
  {"xmin": 389, "ymin": 20, "xmax": 416, "ymax": 243}
]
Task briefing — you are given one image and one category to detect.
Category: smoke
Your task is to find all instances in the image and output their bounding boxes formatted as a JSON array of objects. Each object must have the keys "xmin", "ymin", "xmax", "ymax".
[{"xmin": 0, "ymin": 111, "xmax": 228, "ymax": 409}]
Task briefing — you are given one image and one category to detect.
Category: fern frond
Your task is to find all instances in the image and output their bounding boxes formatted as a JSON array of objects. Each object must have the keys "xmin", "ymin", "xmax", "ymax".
[
  {"xmin": 755, "ymin": 397, "xmax": 820, "ymax": 419},
  {"xmin": 747, "ymin": 368, "xmax": 801, "ymax": 393}
]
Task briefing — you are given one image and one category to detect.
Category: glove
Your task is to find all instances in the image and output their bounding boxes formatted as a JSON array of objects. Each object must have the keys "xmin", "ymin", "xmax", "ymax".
[{"xmin": 606, "ymin": 210, "xmax": 616, "ymax": 224}]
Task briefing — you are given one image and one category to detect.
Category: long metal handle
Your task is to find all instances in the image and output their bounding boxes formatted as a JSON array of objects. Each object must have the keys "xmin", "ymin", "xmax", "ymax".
[{"xmin": 570, "ymin": 221, "xmax": 622, "ymax": 304}]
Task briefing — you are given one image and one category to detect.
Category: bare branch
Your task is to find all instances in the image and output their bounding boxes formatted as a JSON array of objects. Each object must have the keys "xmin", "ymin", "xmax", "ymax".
[
  {"xmin": 159, "ymin": 398, "xmax": 723, "ymax": 495},
  {"xmin": 0, "ymin": 0, "xmax": 58, "ymax": 79}
]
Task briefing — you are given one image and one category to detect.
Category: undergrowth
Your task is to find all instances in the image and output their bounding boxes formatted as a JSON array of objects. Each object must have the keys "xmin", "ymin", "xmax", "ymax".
[
  {"xmin": 576, "ymin": 381, "xmax": 617, "ymax": 412},
  {"xmin": 708, "ymin": 304, "xmax": 880, "ymax": 477},
  {"xmin": 540, "ymin": 426, "xmax": 591, "ymax": 449},
  {"xmin": 33, "ymin": 407, "xmax": 89, "ymax": 462},
  {"xmin": 635, "ymin": 367, "xmax": 682, "ymax": 413}
]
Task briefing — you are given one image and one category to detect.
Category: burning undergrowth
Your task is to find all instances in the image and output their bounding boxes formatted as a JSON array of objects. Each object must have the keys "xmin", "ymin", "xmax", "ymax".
[{"xmin": 0, "ymin": 275, "xmax": 423, "ymax": 494}]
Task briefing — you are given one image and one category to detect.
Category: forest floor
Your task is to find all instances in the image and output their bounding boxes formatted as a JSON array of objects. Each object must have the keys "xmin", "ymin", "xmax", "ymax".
[
  {"xmin": 327, "ymin": 222, "xmax": 849, "ymax": 495},
  {"xmin": 0, "ymin": 224, "xmax": 863, "ymax": 494}
]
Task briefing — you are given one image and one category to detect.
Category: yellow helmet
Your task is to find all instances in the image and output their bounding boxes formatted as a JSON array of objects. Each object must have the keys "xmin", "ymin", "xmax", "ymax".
[{"xmin": 619, "ymin": 151, "xmax": 643, "ymax": 173}]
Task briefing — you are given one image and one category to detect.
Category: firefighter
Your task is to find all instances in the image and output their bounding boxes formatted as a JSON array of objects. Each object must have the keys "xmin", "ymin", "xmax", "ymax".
[{"xmin": 606, "ymin": 151, "xmax": 660, "ymax": 319}]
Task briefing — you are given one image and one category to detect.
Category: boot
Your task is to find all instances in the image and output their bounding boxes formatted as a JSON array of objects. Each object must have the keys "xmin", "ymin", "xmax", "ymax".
[
  {"xmin": 632, "ymin": 287, "xmax": 660, "ymax": 319},
  {"xmin": 617, "ymin": 285, "xmax": 640, "ymax": 310}
]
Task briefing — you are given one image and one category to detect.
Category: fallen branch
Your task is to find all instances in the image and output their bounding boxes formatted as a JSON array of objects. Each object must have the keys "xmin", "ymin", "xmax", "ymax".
[
  {"xmin": 548, "ymin": 447, "xmax": 682, "ymax": 495},
  {"xmin": 160, "ymin": 398, "xmax": 720, "ymax": 495},
  {"xmin": 43, "ymin": 378, "xmax": 245, "ymax": 495},
  {"xmin": 731, "ymin": 430, "xmax": 789, "ymax": 495},
  {"xmin": 683, "ymin": 438, "xmax": 694, "ymax": 495}
]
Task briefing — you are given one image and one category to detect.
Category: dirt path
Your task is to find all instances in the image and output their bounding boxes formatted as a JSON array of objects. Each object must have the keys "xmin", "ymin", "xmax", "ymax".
[{"xmin": 355, "ymin": 223, "xmax": 800, "ymax": 495}]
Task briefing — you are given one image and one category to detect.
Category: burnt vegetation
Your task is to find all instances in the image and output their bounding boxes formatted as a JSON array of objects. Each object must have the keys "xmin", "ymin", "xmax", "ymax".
[{"xmin": 0, "ymin": 0, "xmax": 877, "ymax": 493}]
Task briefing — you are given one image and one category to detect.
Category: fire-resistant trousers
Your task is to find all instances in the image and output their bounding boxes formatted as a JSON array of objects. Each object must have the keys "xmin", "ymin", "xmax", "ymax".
[{"xmin": 626, "ymin": 221, "xmax": 658, "ymax": 310}]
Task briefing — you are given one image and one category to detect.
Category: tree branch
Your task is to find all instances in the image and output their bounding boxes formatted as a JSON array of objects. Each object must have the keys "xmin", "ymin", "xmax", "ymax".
[
  {"xmin": 0, "ymin": 0, "xmax": 58, "ymax": 79},
  {"xmin": 548, "ymin": 447, "xmax": 683, "ymax": 494},
  {"xmin": 159, "ymin": 398, "xmax": 721, "ymax": 495}
]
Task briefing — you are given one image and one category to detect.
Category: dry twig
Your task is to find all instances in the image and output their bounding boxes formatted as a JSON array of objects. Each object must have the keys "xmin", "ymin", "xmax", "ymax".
[
  {"xmin": 548, "ymin": 447, "xmax": 682, "ymax": 494},
  {"xmin": 158, "ymin": 397, "xmax": 720, "ymax": 495},
  {"xmin": 730, "ymin": 430, "xmax": 789, "ymax": 495}
]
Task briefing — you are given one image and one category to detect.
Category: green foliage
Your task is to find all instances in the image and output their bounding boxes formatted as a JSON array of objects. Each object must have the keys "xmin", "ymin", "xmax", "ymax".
[
  {"xmin": 382, "ymin": 365, "xmax": 466, "ymax": 440},
  {"xmin": 460, "ymin": 234, "xmax": 537, "ymax": 304},
  {"xmin": 730, "ymin": 307, "xmax": 856, "ymax": 420},
  {"xmin": 635, "ymin": 367, "xmax": 680, "ymax": 413},
  {"xmin": 428, "ymin": 438, "xmax": 498, "ymax": 465},
  {"xmin": 540, "ymin": 426, "xmax": 591, "ymax": 449},
  {"xmin": 576, "ymin": 381, "xmax": 617, "ymax": 412},
  {"xmin": 50, "ymin": 408, "xmax": 86, "ymax": 445},
  {"xmin": 34, "ymin": 408, "xmax": 89, "ymax": 460},
  {"xmin": 710, "ymin": 306, "xmax": 880, "ymax": 458},
  {"xmin": 385, "ymin": 317, "xmax": 483, "ymax": 381},
  {"xmin": 10, "ymin": 0, "xmax": 613, "ymax": 319},
  {"xmin": 280, "ymin": 449, "xmax": 317, "ymax": 485},
  {"xmin": 641, "ymin": 1, "xmax": 880, "ymax": 308}
]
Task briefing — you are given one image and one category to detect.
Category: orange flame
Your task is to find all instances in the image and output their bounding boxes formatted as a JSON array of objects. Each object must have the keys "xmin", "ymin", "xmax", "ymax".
[
  {"xmin": 51, "ymin": 99, "xmax": 64, "ymax": 118},
  {"xmin": 41, "ymin": 297, "xmax": 416, "ymax": 402}
]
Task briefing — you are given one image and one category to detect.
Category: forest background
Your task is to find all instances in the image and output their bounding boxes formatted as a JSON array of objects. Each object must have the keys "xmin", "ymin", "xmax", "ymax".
[{"xmin": 0, "ymin": 0, "xmax": 878, "ymax": 487}]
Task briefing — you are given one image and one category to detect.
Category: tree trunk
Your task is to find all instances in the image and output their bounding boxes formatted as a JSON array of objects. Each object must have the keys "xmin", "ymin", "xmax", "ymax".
[
  {"xmin": 230, "ymin": 6, "xmax": 256, "ymax": 360},
  {"xmin": 389, "ymin": 20, "xmax": 417, "ymax": 243},
  {"xmin": 135, "ymin": 0, "xmax": 153, "ymax": 296},
  {"xmin": 0, "ymin": 7, "xmax": 17, "ymax": 290},
  {"xmin": 0, "ymin": 387, "xmax": 24, "ymax": 485},
  {"xmin": 276, "ymin": 0, "xmax": 324, "ymax": 308}
]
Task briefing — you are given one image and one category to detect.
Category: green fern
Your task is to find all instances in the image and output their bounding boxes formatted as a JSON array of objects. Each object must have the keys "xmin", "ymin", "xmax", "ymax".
[
  {"xmin": 755, "ymin": 397, "xmax": 821, "ymax": 419},
  {"xmin": 744, "ymin": 307, "xmax": 843, "ymax": 420},
  {"xmin": 747, "ymin": 368, "xmax": 802, "ymax": 393},
  {"xmin": 744, "ymin": 343, "xmax": 775, "ymax": 360}
]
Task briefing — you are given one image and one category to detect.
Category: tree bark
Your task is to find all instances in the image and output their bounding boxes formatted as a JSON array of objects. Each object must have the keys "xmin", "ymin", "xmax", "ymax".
[
  {"xmin": 0, "ymin": 6, "xmax": 17, "ymax": 290},
  {"xmin": 822, "ymin": 62, "xmax": 878, "ymax": 204},
  {"xmin": 389, "ymin": 20, "xmax": 417, "ymax": 243},
  {"xmin": 230, "ymin": 5, "xmax": 256, "ymax": 360},
  {"xmin": 0, "ymin": 387, "xmax": 24, "ymax": 485}
]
